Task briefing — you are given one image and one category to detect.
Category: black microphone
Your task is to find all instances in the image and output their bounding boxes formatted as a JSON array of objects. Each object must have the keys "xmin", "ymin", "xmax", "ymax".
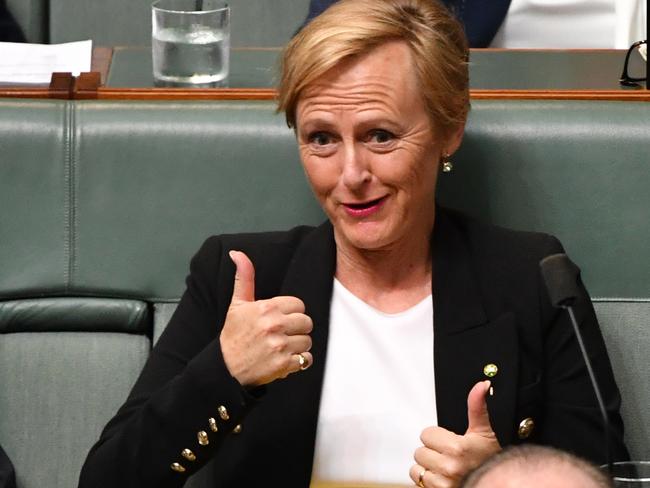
[{"xmin": 539, "ymin": 253, "xmax": 613, "ymax": 474}]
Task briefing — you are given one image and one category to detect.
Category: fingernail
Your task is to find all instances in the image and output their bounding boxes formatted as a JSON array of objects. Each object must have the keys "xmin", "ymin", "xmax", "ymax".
[{"xmin": 229, "ymin": 250, "xmax": 237, "ymax": 261}]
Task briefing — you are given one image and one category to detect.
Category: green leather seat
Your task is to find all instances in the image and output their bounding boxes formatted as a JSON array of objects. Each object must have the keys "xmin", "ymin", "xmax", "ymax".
[{"xmin": 0, "ymin": 98, "xmax": 648, "ymax": 488}]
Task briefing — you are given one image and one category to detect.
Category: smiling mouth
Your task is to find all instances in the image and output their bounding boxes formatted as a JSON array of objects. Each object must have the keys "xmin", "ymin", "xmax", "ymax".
[
  {"xmin": 345, "ymin": 197, "xmax": 385, "ymax": 209},
  {"xmin": 342, "ymin": 196, "xmax": 387, "ymax": 217}
]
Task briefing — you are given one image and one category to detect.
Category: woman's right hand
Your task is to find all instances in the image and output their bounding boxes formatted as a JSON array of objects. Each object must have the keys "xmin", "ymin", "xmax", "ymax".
[{"xmin": 219, "ymin": 250, "xmax": 314, "ymax": 387}]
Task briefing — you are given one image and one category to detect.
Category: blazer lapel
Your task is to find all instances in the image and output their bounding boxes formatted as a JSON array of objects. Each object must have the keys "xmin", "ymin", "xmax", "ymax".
[
  {"xmin": 433, "ymin": 209, "xmax": 517, "ymax": 446},
  {"xmin": 243, "ymin": 222, "xmax": 336, "ymax": 486}
]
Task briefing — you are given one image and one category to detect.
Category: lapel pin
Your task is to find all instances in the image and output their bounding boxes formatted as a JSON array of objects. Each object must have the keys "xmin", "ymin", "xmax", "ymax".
[
  {"xmin": 483, "ymin": 363, "xmax": 498, "ymax": 377},
  {"xmin": 483, "ymin": 363, "xmax": 498, "ymax": 396}
]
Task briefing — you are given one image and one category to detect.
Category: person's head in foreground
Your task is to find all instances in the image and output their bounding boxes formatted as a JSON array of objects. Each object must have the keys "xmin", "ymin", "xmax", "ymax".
[
  {"xmin": 461, "ymin": 445, "xmax": 614, "ymax": 488},
  {"xmin": 279, "ymin": 0, "xmax": 469, "ymax": 260}
]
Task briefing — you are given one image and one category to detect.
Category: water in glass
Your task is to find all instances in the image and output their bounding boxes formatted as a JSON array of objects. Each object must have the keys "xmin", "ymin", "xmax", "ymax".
[{"xmin": 153, "ymin": 25, "xmax": 229, "ymax": 87}]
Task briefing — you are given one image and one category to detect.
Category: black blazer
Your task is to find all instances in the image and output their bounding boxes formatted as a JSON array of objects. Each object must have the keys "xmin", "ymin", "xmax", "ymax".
[
  {"xmin": 79, "ymin": 208, "xmax": 628, "ymax": 488},
  {"xmin": 0, "ymin": 445, "xmax": 16, "ymax": 488},
  {"xmin": 302, "ymin": 0, "xmax": 512, "ymax": 47}
]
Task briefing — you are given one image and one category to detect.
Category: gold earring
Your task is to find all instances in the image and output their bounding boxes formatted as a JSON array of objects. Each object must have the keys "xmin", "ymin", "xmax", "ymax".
[{"xmin": 442, "ymin": 154, "xmax": 453, "ymax": 173}]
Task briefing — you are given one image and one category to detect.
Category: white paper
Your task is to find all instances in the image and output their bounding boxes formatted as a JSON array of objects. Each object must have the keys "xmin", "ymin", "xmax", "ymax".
[{"xmin": 0, "ymin": 40, "xmax": 92, "ymax": 84}]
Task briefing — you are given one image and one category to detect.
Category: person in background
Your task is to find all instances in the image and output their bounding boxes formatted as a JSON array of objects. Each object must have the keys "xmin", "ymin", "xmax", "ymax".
[
  {"xmin": 80, "ymin": 1, "xmax": 628, "ymax": 487},
  {"xmin": 302, "ymin": 0, "xmax": 647, "ymax": 48},
  {"xmin": 489, "ymin": 0, "xmax": 647, "ymax": 49},
  {"xmin": 302, "ymin": 0, "xmax": 511, "ymax": 47},
  {"xmin": 0, "ymin": 0, "xmax": 25, "ymax": 42},
  {"xmin": 460, "ymin": 445, "xmax": 614, "ymax": 488},
  {"xmin": 0, "ymin": 445, "xmax": 16, "ymax": 488}
]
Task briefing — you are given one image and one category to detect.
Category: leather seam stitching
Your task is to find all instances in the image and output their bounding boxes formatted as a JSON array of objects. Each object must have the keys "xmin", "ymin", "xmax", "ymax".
[
  {"xmin": 69, "ymin": 104, "xmax": 78, "ymax": 287},
  {"xmin": 63, "ymin": 101, "xmax": 72, "ymax": 291}
]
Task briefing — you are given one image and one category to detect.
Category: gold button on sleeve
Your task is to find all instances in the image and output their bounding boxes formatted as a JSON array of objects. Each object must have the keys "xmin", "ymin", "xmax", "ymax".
[
  {"xmin": 208, "ymin": 417, "xmax": 218, "ymax": 432},
  {"xmin": 181, "ymin": 449, "xmax": 196, "ymax": 462},
  {"xmin": 170, "ymin": 462, "xmax": 186, "ymax": 473},
  {"xmin": 197, "ymin": 430, "xmax": 209, "ymax": 446},
  {"xmin": 233, "ymin": 424, "xmax": 242, "ymax": 434},
  {"xmin": 218, "ymin": 405, "xmax": 230, "ymax": 421},
  {"xmin": 517, "ymin": 417, "xmax": 535, "ymax": 439}
]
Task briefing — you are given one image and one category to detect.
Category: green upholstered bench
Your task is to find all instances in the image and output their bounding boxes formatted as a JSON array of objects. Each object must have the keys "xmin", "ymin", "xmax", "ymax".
[{"xmin": 0, "ymin": 98, "xmax": 648, "ymax": 487}]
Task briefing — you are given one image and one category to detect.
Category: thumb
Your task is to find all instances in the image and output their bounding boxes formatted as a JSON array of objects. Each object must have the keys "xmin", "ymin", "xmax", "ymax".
[
  {"xmin": 466, "ymin": 380, "xmax": 494, "ymax": 435},
  {"xmin": 229, "ymin": 250, "xmax": 255, "ymax": 303}
]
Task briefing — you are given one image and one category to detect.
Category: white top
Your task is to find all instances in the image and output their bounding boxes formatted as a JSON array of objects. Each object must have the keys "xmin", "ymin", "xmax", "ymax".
[
  {"xmin": 614, "ymin": 0, "xmax": 647, "ymax": 49},
  {"xmin": 311, "ymin": 279, "xmax": 437, "ymax": 485},
  {"xmin": 490, "ymin": 0, "xmax": 619, "ymax": 48}
]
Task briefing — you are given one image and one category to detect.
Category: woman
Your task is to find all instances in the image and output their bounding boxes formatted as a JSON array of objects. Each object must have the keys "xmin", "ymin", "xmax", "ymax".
[{"xmin": 79, "ymin": 1, "xmax": 628, "ymax": 487}]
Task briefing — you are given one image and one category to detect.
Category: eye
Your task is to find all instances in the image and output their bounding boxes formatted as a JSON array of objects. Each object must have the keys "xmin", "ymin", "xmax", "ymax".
[
  {"xmin": 308, "ymin": 131, "xmax": 333, "ymax": 146},
  {"xmin": 368, "ymin": 129, "xmax": 395, "ymax": 144}
]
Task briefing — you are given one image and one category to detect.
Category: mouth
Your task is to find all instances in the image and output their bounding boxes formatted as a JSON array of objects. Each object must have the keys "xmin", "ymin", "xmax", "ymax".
[{"xmin": 342, "ymin": 196, "xmax": 387, "ymax": 217}]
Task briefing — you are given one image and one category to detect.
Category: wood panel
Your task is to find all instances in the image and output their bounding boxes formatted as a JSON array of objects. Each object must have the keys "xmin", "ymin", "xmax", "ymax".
[{"xmin": 1, "ymin": 48, "xmax": 647, "ymax": 101}]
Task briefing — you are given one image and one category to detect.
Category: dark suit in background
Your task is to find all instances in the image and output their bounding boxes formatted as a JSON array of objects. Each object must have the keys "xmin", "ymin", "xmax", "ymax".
[
  {"xmin": 303, "ymin": 0, "xmax": 512, "ymax": 47},
  {"xmin": 0, "ymin": 445, "xmax": 16, "ymax": 488},
  {"xmin": 0, "ymin": 0, "xmax": 25, "ymax": 42}
]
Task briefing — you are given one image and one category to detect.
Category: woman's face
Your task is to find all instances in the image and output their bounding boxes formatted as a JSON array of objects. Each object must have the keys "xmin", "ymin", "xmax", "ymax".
[{"xmin": 296, "ymin": 41, "xmax": 463, "ymax": 253}]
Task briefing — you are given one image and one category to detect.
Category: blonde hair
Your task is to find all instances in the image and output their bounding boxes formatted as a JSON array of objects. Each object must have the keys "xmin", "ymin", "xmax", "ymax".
[{"xmin": 277, "ymin": 0, "xmax": 469, "ymax": 134}]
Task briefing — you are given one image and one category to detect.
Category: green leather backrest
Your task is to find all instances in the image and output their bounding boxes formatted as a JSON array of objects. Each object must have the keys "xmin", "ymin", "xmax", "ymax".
[
  {"xmin": 2, "ymin": 99, "xmax": 648, "ymax": 301},
  {"xmin": 0, "ymin": 98, "xmax": 649, "ymax": 485},
  {"xmin": 0, "ymin": 99, "xmax": 324, "ymax": 301},
  {"xmin": 438, "ymin": 100, "xmax": 650, "ymax": 298},
  {"xmin": 70, "ymin": 100, "xmax": 324, "ymax": 299},
  {"xmin": 0, "ymin": 100, "xmax": 68, "ymax": 292},
  {"xmin": 49, "ymin": 0, "xmax": 310, "ymax": 46}
]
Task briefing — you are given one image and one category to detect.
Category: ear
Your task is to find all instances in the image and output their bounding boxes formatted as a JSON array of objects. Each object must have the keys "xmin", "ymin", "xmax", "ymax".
[{"xmin": 444, "ymin": 122, "xmax": 465, "ymax": 156}]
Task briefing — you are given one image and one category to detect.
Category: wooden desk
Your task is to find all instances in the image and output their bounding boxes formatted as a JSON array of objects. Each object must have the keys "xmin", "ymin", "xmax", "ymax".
[
  {"xmin": 1, "ymin": 47, "xmax": 648, "ymax": 101},
  {"xmin": 470, "ymin": 48, "xmax": 648, "ymax": 101}
]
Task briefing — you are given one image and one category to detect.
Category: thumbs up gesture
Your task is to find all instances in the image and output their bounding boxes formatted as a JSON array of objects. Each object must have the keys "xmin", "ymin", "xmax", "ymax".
[
  {"xmin": 219, "ymin": 250, "xmax": 314, "ymax": 387},
  {"xmin": 410, "ymin": 381, "xmax": 501, "ymax": 488}
]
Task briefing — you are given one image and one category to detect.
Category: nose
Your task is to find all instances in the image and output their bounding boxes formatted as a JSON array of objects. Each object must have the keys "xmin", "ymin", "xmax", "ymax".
[{"xmin": 340, "ymin": 142, "xmax": 371, "ymax": 190}]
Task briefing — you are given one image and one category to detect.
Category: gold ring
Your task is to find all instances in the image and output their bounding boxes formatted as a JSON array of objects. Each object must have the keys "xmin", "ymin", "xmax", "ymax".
[
  {"xmin": 417, "ymin": 468, "xmax": 427, "ymax": 488},
  {"xmin": 297, "ymin": 353, "xmax": 310, "ymax": 371}
]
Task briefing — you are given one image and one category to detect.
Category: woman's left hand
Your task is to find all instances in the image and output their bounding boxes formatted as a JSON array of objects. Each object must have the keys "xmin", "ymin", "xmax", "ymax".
[{"xmin": 410, "ymin": 380, "xmax": 501, "ymax": 488}]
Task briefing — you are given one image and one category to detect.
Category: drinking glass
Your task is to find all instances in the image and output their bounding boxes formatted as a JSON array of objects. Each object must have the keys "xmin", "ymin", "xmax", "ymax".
[
  {"xmin": 152, "ymin": 0, "xmax": 230, "ymax": 87},
  {"xmin": 604, "ymin": 461, "xmax": 650, "ymax": 487}
]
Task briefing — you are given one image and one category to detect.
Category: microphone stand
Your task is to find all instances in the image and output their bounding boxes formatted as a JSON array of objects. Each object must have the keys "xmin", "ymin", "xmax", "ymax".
[
  {"xmin": 564, "ymin": 305, "xmax": 613, "ymax": 475},
  {"xmin": 540, "ymin": 253, "xmax": 613, "ymax": 474}
]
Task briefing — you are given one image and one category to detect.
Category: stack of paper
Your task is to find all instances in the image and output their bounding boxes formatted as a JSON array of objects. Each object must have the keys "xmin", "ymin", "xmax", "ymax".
[{"xmin": 0, "ymin": 40, "xmax": 92, "ymax": 84}]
